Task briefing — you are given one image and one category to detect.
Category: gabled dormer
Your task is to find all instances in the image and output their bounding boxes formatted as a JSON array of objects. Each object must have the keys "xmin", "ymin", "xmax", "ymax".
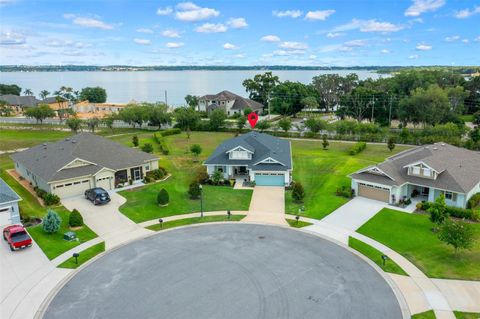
[
  {"xmin": 403, "ymin": 161, "xmax": 440, "ymax": 180},
  {"xmin": 254, "ymin": 157, "xmax": 285, "ymax": 166},
  {"xmin": 356, "ymin": 165, "xmax": 395, "ymax": 180},
  {"xmin": 226, "ymin": 146, "xmax": 253, "ymax": 160},
  {"xmin": 58, "ymin": 158, "xmax": 96, "ymax": 171}
]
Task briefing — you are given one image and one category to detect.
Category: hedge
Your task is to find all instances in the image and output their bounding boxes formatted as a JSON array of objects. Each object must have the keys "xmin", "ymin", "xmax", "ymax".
[
  {"xmin": 34, "ymin": 186, "xmax": 60, "ymax": 205},
  {"xmin": 419, "ymin": 201, "xmax": 479, "ymax": 221},
  {"xmin": 467, "ymin": 193, "xmax": 480, "ymax": 209},
  {"xmin": 349, "ymin": 142, "xmax": 367, "ymax": 155},
  {"xmin": 160, "ymin": 128, "xmax": 181, "ymax": 137}
]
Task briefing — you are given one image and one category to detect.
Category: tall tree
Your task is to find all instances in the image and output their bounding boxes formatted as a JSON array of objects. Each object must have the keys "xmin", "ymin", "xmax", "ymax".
[
  {"xmin": 66, "ymin": 117, "xmax": 82, "ymax": 133},
  {"xmin": 145, "ymin": 102, "xmax": 171, "ymax": 128},
  {"xmin": 79, "ymin": 87, "xmax": 107, "ymax": 103},
  {"xmin": 446, "ymin": 86, "xmax": 469, "ymax": 115},
  {"xmin": 208, "ymin": 109, "xmax": 226, "ymax": 131},
  {"xmin": 270, "ymin": 81, "xmax": 316, "ymax": 116},
  {"xmin": 312, "ymin": 73, "xmax": 358, "ymax": 112},
  {"xmin": 242, "ymin": 72, "xmax": 280, "ymax": 106},
  {"xmin": 86, "ymin": 117, "xmax": 100, "ymax": 132},
  {"xmin": 175, "ymin": 106, "xmax": 200, "ymax": 137},
  {"xmin": 185, "ymin": 95, "xmax": 199, "ymax": 109},
  {"xmin": 39, "ymin": 90, "xmax": 50, "ymax": 100},
  {"xmin": 278, "ymin": 117, "xmax": 292, "ymax": 133},
  {"xmin": 24, "ymin": 89, "xmax": 33, "ymax": 96},
  {"xmin": 0, "ymin": 84, "xmax": 21, "ymax": 95},
  {"xmin": 24, "ymin": 104, "xmax": 55, "ymax": 124}
]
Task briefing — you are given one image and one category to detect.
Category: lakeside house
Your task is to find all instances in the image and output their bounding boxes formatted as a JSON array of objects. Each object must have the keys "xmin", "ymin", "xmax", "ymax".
[
  {"xmin": 72, "ymin": 101, "xmax": 129, "ymax": 119},
  {"xmin": 0, "ymin": 94, "xmax": 68, "ymax": 114},
  {"xmin": 198, "ymin": 90, "xmax": 263, "ymax": 116},
  {"xmin": 205, "ymin": 131, "xmax": 292, "ymax": 186},
  {"xmin": 11, "ymin": 133, "xmax": 158, "ymax": 199},
  {"xmin": 350, "ymin": 143, "xmax": 480, "ymax": 208},
  {"xmin": 0, "ymin": 177, "xmax": 22, "ymax": 226}
]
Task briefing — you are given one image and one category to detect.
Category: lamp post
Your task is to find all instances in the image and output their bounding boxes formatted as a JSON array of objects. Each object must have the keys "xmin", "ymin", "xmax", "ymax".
[
  {"xmin": 199, "ymin": 184, "xmax": 203, "ymax": 218},
  {"xmin": 73, "ymin": 252, "xmax": 80, "ymax": 264}
]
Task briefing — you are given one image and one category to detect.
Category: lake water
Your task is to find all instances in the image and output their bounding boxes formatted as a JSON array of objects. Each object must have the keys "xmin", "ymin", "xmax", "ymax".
[{"xmin": 0, "ymin": 70, "xmax": 387, "ymax": 105}]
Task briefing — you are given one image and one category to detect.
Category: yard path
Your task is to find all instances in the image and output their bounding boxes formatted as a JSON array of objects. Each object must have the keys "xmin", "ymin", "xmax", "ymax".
[{"xmin": 242, "ymin": 186, "xmax": 288, "ymax": 226}]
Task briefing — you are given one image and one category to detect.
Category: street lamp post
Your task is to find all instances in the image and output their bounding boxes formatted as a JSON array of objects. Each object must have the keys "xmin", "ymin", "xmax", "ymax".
[{"xmin": 199, "ymin": 184, "xmax": 203, "ymax": 218}]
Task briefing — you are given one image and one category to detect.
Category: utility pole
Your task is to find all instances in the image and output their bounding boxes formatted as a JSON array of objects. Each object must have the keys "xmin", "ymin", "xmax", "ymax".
[
  {"xmin": 371, "ymin": 96, "xmax": 375, "ymax": 122},
  {"xmin": 164, "ymin": 90, "xmax": 168, "ymax": 106},
  {"xmin": 388, "ymin": 94, "xmax": 393, "ymax": 128}
]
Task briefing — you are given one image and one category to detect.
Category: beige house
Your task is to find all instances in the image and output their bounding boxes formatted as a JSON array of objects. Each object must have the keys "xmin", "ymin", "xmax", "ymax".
[
  {"xmin": 73, "ymin": 101, "xmax": 128, "ymax": 119},
  {"xmin": 11, "ymin": 133, "xmax": 158, "ymax": 199},
  {"xmin": 198, "ymin": 90, "xmax": 263, "ymax": 116}
]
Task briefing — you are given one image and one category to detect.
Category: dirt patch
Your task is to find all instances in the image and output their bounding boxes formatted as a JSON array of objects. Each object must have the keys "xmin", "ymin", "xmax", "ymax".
[{"xmin": 7, "ymin": 169, "xmax": 45, "ymax": 206}]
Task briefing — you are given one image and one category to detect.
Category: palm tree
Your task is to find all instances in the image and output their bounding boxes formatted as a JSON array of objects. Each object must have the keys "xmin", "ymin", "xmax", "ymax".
[
  {"xmin": 39, "ymin": 90, "xmax": 50, "ymax": 100},
  {"xmin": 24, "ymin": 89, "xmax": 33, "ymax": 96}
]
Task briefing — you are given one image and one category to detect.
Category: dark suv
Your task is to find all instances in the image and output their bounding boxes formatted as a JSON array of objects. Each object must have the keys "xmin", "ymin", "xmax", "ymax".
[{"xmin": 85, "ymin": 188, "xmax": 111, "ymax": 205}]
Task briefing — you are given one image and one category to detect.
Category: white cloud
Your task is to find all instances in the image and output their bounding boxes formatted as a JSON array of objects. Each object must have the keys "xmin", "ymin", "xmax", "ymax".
[
  {"xmin": 462, "ymin": 39, "xmax": 469, "ymax": 43},
  {"xmin": 326, "ymin": 32, "xmax": 344, "ymax": 38},
  {"xmin": 223, "ymin": 43, "xmax": 238, "ymax": 50},
  {"xmin": 175, "ymin": 2, "xmax": 219, "ymax": 22},
  {"xmin": 445, "ymin": 35, "xmax": 460, "ymax": 42},
  {"xmin": 416, "ymin": 42, "xmax": 432, "ymax": 51},
  {"xmin": 136, "ymin": 28, "xmax": 153, "ymax": 34},
  {"xmin": 344, "ymin": 39, "xmax": 367, "ymax": 47},
  {"xmin": 309, "ymin": 54, "xmax": 317, "ymax": 59},
  {"xmin": 64, "ymin": 14, "xmax": 114, "ymax": 30},
  {"xmin": 304, "ymin": 10, "xmax": 335, "ymax": 21},
  {"xmin": 45, "ymin": 39, "xmax": 90, "ymax": 48},
  {"xmin": 409, "ymin": 54, "xmax": 419, "ymax": 59},
  {"xmin": 134, "ymin": 38, "xmax": 151, "ymax": 45},
  {"xmin": 381, "ymin": 49, "xmax": 390, "ymax": 54},
  {"xmin": 166, "ymin": 42, "xmax": 184, "ymax": 48},
  {"xmin": 227, "ymin": 17, "xmax": 248, "ymax": 29},
  {"xmin": 455, "ymin": 6, "xmax": 480, "ymax": 19},
  {"xmin": 330, "ymin": 19, "xmax": 404, "ymax": 33},
  {"xmin": 272, "ymin": 49, "xmax": 306, "ymax": 56},
  {"xmin": 161, "ymin": 29, "xmax": 180, "ymax": 38},
  {"xmin": 195, "ymin": 23, "xmax": 227, "ymax": 33},
  {"xmin": 0, "ymin": 31, "xmax": 25, "ymax": 45},
  {"xmin": 475, "ymin": 36, "xmax": 480, "ymax": 42},
  {"xmin": 233, "ymin": 53, "xmax": 245, "ymax": 58},
  {"xmin": 156, "ymin": 6, "xmax": 173, "ymax": 16},
  {"xmin": 261, "ymin": 35, "xmax": 280, "ymax": 42},
  {"xmin": 0, "ymin": 0, "xmax": 17, "ymax": 5},
  {"xmin": 405, "ymin": 0, "xmax": 445, "ymax": 17},
  {"xmin": 279, "ymin": 41, "xmax": 308, "ymax": 50},
  {"xmin": 272, "ymin": 10, "xmax": 303, "ymax": 18}
]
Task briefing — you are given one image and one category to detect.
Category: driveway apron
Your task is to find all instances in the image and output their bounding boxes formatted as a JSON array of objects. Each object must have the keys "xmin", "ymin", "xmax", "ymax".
[{"xmin": 243, "ymin": 186, "xmax": 287, "ymax": 225}]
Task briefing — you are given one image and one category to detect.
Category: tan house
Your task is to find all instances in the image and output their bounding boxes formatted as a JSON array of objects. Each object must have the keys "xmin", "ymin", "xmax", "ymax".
[
  {"xmin": 40, "ymin": 97, "xmax": 69, "ymax": 110},
  {"xmin": 198, "ymin": 90, "xmax": 264, "ymax": 116},
  {"xmin": 73, "ymin": 101, "xmax": 128, "ymax": 119}
]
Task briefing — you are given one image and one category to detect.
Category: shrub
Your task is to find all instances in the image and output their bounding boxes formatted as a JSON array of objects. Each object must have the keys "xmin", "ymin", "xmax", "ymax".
[
  {"xmin": 349, "ymin": 142, "xmax": 367, "ymax": 155},
  {"xmin": 69, "ymin": 209, "xmax": 84, "ymax": 227},
  {"xmin": 292, "ymin": 182, "xmax": 305, "ymax": 202},
  {"xmin": 467, "ymin": 193, "xmax": 480, "ymax": 209},
  {"xmin": 212, "ymin": 170, "xmax": 223, "ymax": 185},
  {"xmin": 146, "ymin": 168, "xmax": 166, "ymax": 181},
  {"xmin": 195, "ymin": 167, "xmax": 209, "ymax": 184},
  {"xmin": 132, "ymin": 135, "xmax": 139, "ymax": 147},
  {"xmin": 438, "ymin": 220, "xmax": 475, "ymax": 253},
  {"xmin": 43, "ymin": 209, "xmax": 61, "ymax": 233},
  {"xmin": 143, "ymin": 175, "xmax": 153, "ymax": 183},
  {"xmin": 157, "ymin": 188, "xmax": 169, "ymax": 206},
  {"xmin": 336, "ymin": 186, "xmax": 353, "ymax": 198},
  {"xmin": 188, "ymin": 181, "xmax": 201, "ymax": 199},
  {"xmin": 419, "ymin": 201, "xmax": 479, "ymax": 221},
  {"xmin": 43, "ymin": 193, "xmax": 60, "ymax": 206},
  {"xmin": 428, "ymin": 194, "xmax": 448, "ymax": 226},
  {"xmin": 160, "ymin": 128, "xmax": 181, "ymax": 137},
  {"xmin": 153, "ymin": 133, "xmax": 161, "ymax": 144},
  {"xmin": 141, "ymin": 143, "xmax": 154, "ymax": 153}
]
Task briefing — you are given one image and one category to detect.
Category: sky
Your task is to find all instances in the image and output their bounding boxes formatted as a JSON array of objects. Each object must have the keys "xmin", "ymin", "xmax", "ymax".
[{"xmin": 0, "ymin": 0, "xmax": 479, "ymax": 66}]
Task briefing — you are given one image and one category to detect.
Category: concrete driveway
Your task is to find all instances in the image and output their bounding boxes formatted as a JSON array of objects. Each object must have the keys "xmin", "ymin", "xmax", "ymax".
[
  {"xmin": 61, "ymin": 192, "xmax": 151, "ymax": 249},
  {"xmin": 243, "ymin": 186, "xmax": 287, "ymax": 225}
]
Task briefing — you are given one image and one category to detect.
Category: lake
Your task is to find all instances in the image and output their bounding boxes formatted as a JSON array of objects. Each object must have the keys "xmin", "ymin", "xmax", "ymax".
[{"xmin": 0, "ymin": 70, "xmax": 387, "ymax": 105}]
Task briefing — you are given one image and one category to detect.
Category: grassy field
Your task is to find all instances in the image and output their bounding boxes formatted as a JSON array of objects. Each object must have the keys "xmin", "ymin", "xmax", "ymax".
[
  {"xmin": 57, "ymin": 242, "xmax": 105, "ymax": 269},
  {"xmin": 146, "ymin": 214, "xmax": 245, "ymax": 231},
  {"xmin": 28, "ymin": 207, "xmax": 98, "ymax": 260},
  {"xmin": 0, "ymin": 129, "xmax": 72, "ymax": 150},
  {"xmin": 412, "ymin": 310, "xmax": 436, "ymax": 319},
  {"xmin": 348, "ymin": 237, "xmax": 407, "ymax": 276},
  {"xmin": 285, "ymin": 140, "xmax": 410, "ymax": 219},
  {"xmin": 459, "ymin": 114, "xmax": 474, "ymax": 122},
  {"xmin": 358, "ymin": 208, "xmax": 480, "ymax": 280}
]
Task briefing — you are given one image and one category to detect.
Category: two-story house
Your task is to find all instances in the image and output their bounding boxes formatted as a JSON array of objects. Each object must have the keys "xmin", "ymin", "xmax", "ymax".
[
  {"xmin": 198, "ymin": 90, "xmax": 264, "ymax": 116},
  {"xmin": 349, "ymin": 143, "xmax": 480, "ymax": 208},
  {"xmin": 204, "ymin": 132, "xmax": 292, "ymax": 186}
]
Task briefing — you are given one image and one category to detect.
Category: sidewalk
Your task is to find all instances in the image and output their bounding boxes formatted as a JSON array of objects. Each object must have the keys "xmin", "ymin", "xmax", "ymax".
[{"xmin": 139, "ymin": 210, "xmax": 249, "ymax": 228}]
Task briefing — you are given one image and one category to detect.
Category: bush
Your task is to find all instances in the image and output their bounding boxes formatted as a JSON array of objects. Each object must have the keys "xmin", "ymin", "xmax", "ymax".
[
  {"xmin": 419, "ymin": 201, "xmax": 479, "ymax": 221},
  {"xmin": 157, "ymin": 188, "xmax": 169, "ymax": 206},
  {"xmin": 292, "ymin": 182, "xmax": 305, "ymax": 202},
  {"xmin": 438, "ymin": 220, "xmax": 475, "ymax": 253},
  {"xmin": 188, "ymin": 181, "xmax": 201, "ymax": 199},
  {"xmin": 195, "ymin": 167, "xmax": 209, "ymax": 184},
  {"xmin": 132, "ymin": 135, "xmax": 139, "ymax": 147},
  {"xmin": 43, "ymin": 193, "xmax": 60, "ymax": 206},
  {"xmin": 160, "ymin": 128, "xmax": 181, "ymax": 137},
  {"xmin": 69, "ymin": 209, "xmax": 84, "ymax": 227},
  {"xmin": 349, "ymin": 142, "xmax": 367, "ymax": 155},
  {"xmin": 467, "ymin": 193, "xmax": 480, "ymax": 209},
  {"xmin": 43, "ymin": 209, "xmax": 61, "ymax": 233},
  {"xmin": 143, "ymin": 175, "xmax": 153, "ymax": 183},
  {"xmin": 141, "ymin": 143, "xmax": 154, "ymax": 153},
  {"xmin": 336, "ymin": 186, "xmax": 353, "ymax": 198},
  {"xmin": 146, "ymin": 168, "xmax": 167, "ymax": 181}
]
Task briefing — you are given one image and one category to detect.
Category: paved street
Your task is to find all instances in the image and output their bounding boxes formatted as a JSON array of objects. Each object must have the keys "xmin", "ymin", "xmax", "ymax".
[{"xmin": 43, "ymin": 224, "xmax": 405, "ymax": 319}]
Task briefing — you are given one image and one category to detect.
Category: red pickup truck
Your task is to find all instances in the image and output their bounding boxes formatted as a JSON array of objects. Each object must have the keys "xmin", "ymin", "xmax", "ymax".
[{"xmin": 3, "ymin": 225, "xmax": 33, "ymax": 251}]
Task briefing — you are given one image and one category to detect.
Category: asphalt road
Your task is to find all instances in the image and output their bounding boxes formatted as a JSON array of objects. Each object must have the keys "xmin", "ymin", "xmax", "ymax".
[{"xmin": 44, "ymin": 224, "xmax": 404, "ymax": 319}]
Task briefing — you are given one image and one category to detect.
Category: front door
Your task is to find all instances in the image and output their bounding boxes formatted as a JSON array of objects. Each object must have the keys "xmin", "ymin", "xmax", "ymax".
[{"xmin": 133, "ymin": 167, "xmax": 142, "ymax": 180}]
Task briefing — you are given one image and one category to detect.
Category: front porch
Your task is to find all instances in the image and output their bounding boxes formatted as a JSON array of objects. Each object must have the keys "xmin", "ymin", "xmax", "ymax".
[{"xmin": 114, "ymin": 166, "xmax": 145, "ymax": 187}]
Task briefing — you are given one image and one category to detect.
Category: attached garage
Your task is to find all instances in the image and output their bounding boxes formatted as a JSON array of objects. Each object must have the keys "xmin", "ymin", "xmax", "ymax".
[
  {"xmin": 358, "ymin": 183, "xmax": 390, "ymax": 203},
  {"xmin": 95, "ymin": 176, "xmax": 112, "ymax": 190},
  {"xmin": 52, "ymin": 179, "xmax": 91, "ymax": 198},
  {"xmin": 254, "ymin": 173, "xmax": 285, "ymax": 186},
  {"xmin": 0, "ymin": 207, "xmax": 14, "ymax": 226}
]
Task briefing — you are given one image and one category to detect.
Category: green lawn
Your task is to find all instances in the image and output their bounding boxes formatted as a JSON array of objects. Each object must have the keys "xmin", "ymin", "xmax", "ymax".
[
  {"xmin": 412, "ymin": 310, "xmax": 436, "ymax": 319},
  {"xmin": 146, "ymin": 214, "xmax": 245, "ymax": 231},
  {"xmin": 285, "ymin": 140, "xmax": 410, "ymax": 219},
  {"xmin": 459, "ymin": 114, "xmax": 475, "ymax": 122},
  {"xmin": 348, "ymin": 237, "xmax": 407, "ymax": 276},
  {"xmin": 0, "ymin": 129, "xmax": 72, "ymax": 150},
  {"xmin": 286, "ymin": 219, "xmax": 312, "ymax": 228},
  {"xmin": 28, "ymin": 207, "xmax": 98, "ymax": 260},
  {"xmin": 454, "ymin": 311, "xmax": 480, "ymax": 319},
  {"xmin": 57, "ymin": 242, "xmax": 105, "ymax": 269},
  {"xmin": 358, "ymin": 208, "xmax": 480, "ymax": 280}
]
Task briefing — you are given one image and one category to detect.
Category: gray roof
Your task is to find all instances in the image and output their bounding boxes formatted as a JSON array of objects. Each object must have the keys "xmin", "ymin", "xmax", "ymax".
[
  {"xmin": 200, "ymin": 90, "xmax": 263, "ymax": 111},
  {"xmin": 351, "ymin": 143, "xmax": 480, "ymax": 193},
  {"xmin": 41, "ymin": 97, "xmax": 65, "ymax": 104},
  {"xmin": 11, "ymin": 133, "xmax": 158, "ymax": 183},
  {"xmin": 0, "ymin": 177, "xmax": 21, "ymax": 204},
  {"xmin": 0, "ymin": 95, "xmax": 39, "ymax": 107},
  {"xmin": 205, "ymin": 132, "xmax": 291, "ymax": 171}
]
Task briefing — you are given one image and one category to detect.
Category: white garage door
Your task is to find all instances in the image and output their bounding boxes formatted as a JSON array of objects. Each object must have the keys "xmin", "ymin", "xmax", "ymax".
[
  {"xmin": 95, "ymin": 176, "xmax": 112, "ymax": 190},
  {"xmin": 53, "ymin": 179, "xmax": 91, "ymax": 198},
  {"xmin": 0, "ymin": 207, "xmax": 12, "ymax": 226}
]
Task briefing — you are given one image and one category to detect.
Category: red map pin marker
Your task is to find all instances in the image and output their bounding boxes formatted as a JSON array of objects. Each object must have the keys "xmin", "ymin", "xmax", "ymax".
[{"xmin": 247, "ymin": 112, "xmax": 258, "ymax": 129}]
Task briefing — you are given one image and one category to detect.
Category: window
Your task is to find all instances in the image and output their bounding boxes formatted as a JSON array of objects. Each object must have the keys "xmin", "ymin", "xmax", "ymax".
[
  {"xmin": 423, "ymin": 168, "xmax": 431, "ymax": 177},
  {"xmin": 145, "ymin": 165, "xmax": 150, "ymax": 171},
  {"xmin": 445, "ymin": 191, "xmax": 457, "ymax": 201},
  {"xmin": 412, "ymin": 167, "xmax": 420, "ymax": 175}
]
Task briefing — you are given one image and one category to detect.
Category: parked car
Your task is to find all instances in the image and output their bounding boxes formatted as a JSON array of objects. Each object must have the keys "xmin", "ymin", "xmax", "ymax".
[
  {"xmin": 3, "ymin": 225, "xmax": 33, "ymax": 251},
  {"xmin": 85, "ymin": 187, "xmax": 111, "ymax": 205}
]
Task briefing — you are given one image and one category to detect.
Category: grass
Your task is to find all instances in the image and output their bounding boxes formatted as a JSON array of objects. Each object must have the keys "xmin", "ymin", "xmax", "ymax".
[
  {"xmin": 412, "ymin": 310, "xmax": 436, "ymax": 319},
  {"xmin": 146, "ymin": 214, "xmax": 245, "ymax": 231},
  {"xmin": 28, "ymin": 207, "xmax": 98, "ymax": 260},
  {"xmin": 286, "ymin": 218, "xmax": 312, "ymax": 228},
  {"xmin": 57, "ymin": 242, "xmax": 105, "ymax": 269},
  {"xmin": 348, "ymin": 237, "xmax": 408, "ymax": 276},
  {"xmin": 357, "ymin": 208, "xmax": 480, "ymax": 280},
  {"xmin": 118, "ymin": 132, "xmax": 253, "ymax": 223},
  {"xmin": 460, "ymin": 114, "xmax": 475, "ymax": 122},
  {"xmin": 454, "ymin": 311, "xmax": 480, "ymax": 319},
  {"xmin": 285, "ymin": 140, "xmax": 410, "ymax": 219},
  {"xmin": 0, "ymin": 129, "xmax": 72, "ymax": 150}
]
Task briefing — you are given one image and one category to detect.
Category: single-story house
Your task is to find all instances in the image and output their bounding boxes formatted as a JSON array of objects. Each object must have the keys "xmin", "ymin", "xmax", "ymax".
[
  {"xmin": 73, "ymin": 100, "xmax": 128, "ymax": 119},
  {"xmin": 11, "ymin": 133, "xmax": 159, "ymax": 199},
  {"xmin": 0, "ymin": 177, "xmax": 22, "ymax": 226},
  {"xmin": 0, "ymin": 94, "xmax": 39, "ymax": 114},
  {"xmin": 198, "ymin": 90, "xmax": 264, "ymax": 116},
  {"xmin": 350, "ymin": 143, "xmax": 480, "ymax": 208},
  {"xmin": 40, "ymin": 97, "xmax": 69, "ymax": 110},
  {"xmin": 204, "ymin": 131, "xmax": 292, "ymax": 186}
]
